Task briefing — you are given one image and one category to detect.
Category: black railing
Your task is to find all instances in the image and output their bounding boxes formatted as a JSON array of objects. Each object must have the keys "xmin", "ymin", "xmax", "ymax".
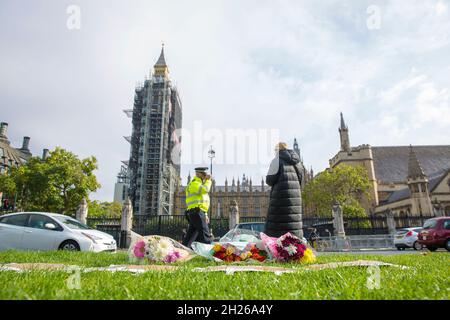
[
  {"xmin": 86, "ymin": 217, "xmax": 121, "ymax": 228},
  {"xmin": 81, "ymin": 214, "xmax": 440, "ymax": 245},
  {"xmin": 0, "ymin": 209, "xmax": 16, "ymax": 216}
]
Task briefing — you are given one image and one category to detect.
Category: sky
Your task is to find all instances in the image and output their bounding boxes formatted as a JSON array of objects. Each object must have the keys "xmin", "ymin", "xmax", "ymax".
[{"xmin": 1, "ymin": 0, "xmax": 449, "ymax": 201}]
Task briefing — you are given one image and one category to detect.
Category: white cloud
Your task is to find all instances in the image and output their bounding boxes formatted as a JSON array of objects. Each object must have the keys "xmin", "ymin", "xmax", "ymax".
[{"xmin": 0, "ymin": 0, "xmax": 449, "ymax": 201}]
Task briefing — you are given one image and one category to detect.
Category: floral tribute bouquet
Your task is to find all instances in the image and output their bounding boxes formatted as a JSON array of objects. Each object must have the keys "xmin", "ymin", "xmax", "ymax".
[
  {"xmin": 129, "ymin": 235, "xmax": 195, "ymax": 264},
  {"xmin": 260, "ymin": 232, "xmax": 316, "ymax": 263},
  {"xmin": 210, "ymin": 243, "xmax": 267, "ymax": 263}
]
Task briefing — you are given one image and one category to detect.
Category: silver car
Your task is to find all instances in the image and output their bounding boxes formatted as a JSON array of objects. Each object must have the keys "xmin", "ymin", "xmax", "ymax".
[
  {"xmin": 394, "ymin": 227, "xmax": 423, "ymax": 250},
  {"xmin": 0, "ymin": 212, "xmax": 116, "ymax": 252}
]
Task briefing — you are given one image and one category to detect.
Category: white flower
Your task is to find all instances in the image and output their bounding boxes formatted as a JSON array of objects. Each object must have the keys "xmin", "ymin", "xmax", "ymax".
[
  {"xmin": 159, "ymin": 239, "xmax": 173, "ymax": 251},
  {"xmin": 150, "ymin": 239, "xmax": 174, "ymax": 260},
  {"xmin": 285, "ymin": 245, "xmax": 297, "ymax": 256}
]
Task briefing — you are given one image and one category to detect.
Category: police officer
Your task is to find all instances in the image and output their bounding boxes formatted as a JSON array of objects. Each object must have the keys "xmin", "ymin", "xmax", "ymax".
[{"xmin": 182, "ymin": 167, "xmax": 213, "ymax": 248}]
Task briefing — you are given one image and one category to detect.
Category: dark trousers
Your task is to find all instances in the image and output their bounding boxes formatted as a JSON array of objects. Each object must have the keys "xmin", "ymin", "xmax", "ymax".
[{"xmin": 182, "ymin": 207, "xmax": 212, "ymax": 248}]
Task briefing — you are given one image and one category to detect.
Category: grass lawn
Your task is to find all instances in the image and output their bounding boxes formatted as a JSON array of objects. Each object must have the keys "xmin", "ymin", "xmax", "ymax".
[{"xmin": 0, "ymin": 250, "xmax": 448, "ymax": 300}]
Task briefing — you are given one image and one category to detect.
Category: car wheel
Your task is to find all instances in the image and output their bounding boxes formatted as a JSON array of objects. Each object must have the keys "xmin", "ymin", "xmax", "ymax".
[
  {"xmin": 59, "ymin": 240, "xmax": 80, "ymax": 251},
  {"xmin": 445, "ymin": 239, "xmax": 450, "ymax": 252},
  {"xmin": 413, "ymin": 241, "xmax": 423, "ymax": 251},
  {"xmin": 427, "ymin": 246, "xmax": 437, "ymax": 252},
  {"xmin": 396, "ymin": 247, "xmax": 402, "ymax": 251}
]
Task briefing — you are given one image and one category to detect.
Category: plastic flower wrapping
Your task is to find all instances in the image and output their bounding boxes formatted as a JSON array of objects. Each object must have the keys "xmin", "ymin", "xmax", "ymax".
[
  {"xmin": 129, "ymin": 235, "xmax": 196, "ymax": 264},
  {"xmin": 191, "ymin": 229, "xmax": 316, "ymax": 264},
  {"xmin": 260, "ymin": 232, "xmax": 316, "ymax": 263},
  {"xmin": 210, "ymin": 242, "xmax": 268, "ymax": 263}
]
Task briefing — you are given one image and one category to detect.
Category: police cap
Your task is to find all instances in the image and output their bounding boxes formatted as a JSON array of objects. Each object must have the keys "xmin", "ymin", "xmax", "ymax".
[{"xmin": 194, "ymin": 167, "xmax": 209, "ymax": 173}]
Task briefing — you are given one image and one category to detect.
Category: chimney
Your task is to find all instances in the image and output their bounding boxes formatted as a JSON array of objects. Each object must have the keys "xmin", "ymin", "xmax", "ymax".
[
  {"xmin": 21, "ymin": 136, "xmax": 30, "ymax": 151},
  {"xmin": 42, "ymin": 149, "xmax": 49, "ymax": 160},
  {"xmin": 0, "ymin": 122, "xmax": 8, "ymax": 137}
]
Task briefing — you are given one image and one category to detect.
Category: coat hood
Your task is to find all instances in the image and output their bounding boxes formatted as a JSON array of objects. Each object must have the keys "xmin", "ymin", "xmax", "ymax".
[{"xmin": 279, "ymin": 149, "xmax": 300, "ymax": 165}]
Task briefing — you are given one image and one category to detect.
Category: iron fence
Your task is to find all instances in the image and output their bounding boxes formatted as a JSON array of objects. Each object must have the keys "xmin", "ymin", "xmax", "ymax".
[
  {"xmin": 85, "ymin": 214, "xmax": 438, "ymax": 241},
  {"xmin": 0, "ymin": 209, "xmax": 438, "ymax": 245},
  {"xmin": 0, "ymin": 209, "xmax": 15, "ymax": 216}
]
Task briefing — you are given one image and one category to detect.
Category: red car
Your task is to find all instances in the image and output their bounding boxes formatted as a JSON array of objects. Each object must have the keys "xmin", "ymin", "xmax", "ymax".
[{"xmin": 417, "ymin": 217, "xmax": 450, "ymax": 252}]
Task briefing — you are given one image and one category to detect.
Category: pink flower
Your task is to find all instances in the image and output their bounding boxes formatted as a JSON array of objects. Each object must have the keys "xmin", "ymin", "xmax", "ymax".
[
  {"xmin": 164, "ymin": 251, "xmax": 181, "ymax": 263},
  {"xmin": 133, "ymin": 240, "xmax": 146, "ymax": 258}
]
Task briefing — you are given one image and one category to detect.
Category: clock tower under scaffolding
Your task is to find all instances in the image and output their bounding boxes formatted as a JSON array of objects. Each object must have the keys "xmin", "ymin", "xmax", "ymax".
[{"xmin": 123, "ymin": 45, "xmax": 182, "ymax": 216}]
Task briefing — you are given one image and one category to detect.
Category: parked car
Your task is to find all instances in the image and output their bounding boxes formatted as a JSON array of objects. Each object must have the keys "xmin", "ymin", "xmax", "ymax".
[
  {"xmin": 393, "ymin": 227, "xmax": 423, "ymax": 250},
  {"xmin": 225, "ymin": 222, "xmax": 308, "ymax": 243},
  {"xmin": 417, "ymin": 217, "xmax": 450, "ymax": 252},
  {"xmin": 0, "ymin": 212, "xmax": 116, "ymax": 252},
  {"xmin": 233, "ymin": 222, "xmax": 265, "ymax": 233}
]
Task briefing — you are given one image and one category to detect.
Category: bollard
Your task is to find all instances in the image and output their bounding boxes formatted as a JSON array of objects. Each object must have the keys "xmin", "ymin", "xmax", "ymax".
[
  {"xmin": 120, "ymin": 198, "xmax": 133, "ymax": 249},
  {"xmin": 229, "ymin": 200, "xmax": 239, "ymax": 230},
  {"xmin": 75, "ymin": 199, "xmax": 88, "ymax": 225}
]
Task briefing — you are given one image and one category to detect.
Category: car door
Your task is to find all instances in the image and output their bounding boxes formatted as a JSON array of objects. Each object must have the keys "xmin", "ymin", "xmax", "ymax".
[
  {"xmin": 21, "ymin": 214, "xmax": 64, "ymax": 251},
  {"xmin": 0, "ymin": 214, "xmax": 29, "ymax": 251},
  {"xmin": 443, "ymin": 220, "xmax": 450, "ymax": 240}
]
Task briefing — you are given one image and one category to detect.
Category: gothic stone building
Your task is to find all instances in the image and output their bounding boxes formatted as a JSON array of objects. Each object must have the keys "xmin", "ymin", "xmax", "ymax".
[
  {"xmin": 174, "ymin": 174, "xmax": 270, "ymax": 218},
  {"xmin": 174, "ymin": 139, "xmax": 313, "ymax": 218},
  {"xmin": 0, "ymin": 122, "xmax": 34, "ymax": 172},
  {"xmin": 329, "ymin": 113, "xmax": 450, "ymax": 217},
  {"xmin": 0, "ymin": 122, "xmax": 49, "ymax": 204}
]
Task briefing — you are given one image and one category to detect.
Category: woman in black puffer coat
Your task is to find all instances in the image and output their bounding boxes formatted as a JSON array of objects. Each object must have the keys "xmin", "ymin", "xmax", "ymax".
[{"xmin": 264, "ymin": 143, "xmax": 304, "ymax": 239}]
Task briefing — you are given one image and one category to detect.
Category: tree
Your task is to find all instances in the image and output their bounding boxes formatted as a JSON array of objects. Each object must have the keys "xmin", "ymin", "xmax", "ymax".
[
  {"xmin": 88, "ymin": 201, "xmax": 122, "ymax": 218},
  {"xmin": 44, "ymin": 148, "xmax": 100, "ymax": 213},
  {"xmin": 1, "ymin": 147, "xmax": 100, "ymax": 214},
  {"xmin": 302, "ymin": 164, "xmax": 372, "ymax": 218},
  {"xmin": 0, "ymin": 171, "xmax": 16, "ymax": 197}
]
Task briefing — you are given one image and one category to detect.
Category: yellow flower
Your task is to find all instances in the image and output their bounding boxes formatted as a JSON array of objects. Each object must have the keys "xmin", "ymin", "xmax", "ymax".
[
  {"xmin": 240, "ymin": 253, "xmax": 249, "ymax": 260},
  {"xmin": 213, "ymin": 243, "xmax": 222, "ymax": 252},
  {"xmin": 300, "ymin": 249, "xmax": 316, "ymax": 264},
  {"xmin": 226, "ymin": 246, "xmax": 235, "ymax": 256}
]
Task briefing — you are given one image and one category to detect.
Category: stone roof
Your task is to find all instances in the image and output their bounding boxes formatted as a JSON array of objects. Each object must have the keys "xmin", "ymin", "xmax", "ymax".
[
  {"xmin": 0, "ymin": 139, "xmax": 24, "ymax": 166},
  {"xmin": 372, "ymin": 145, "xmax": 450, "ymax": 183},
  {"xmin": 380, "ymin": 169, "xmax": 449, "ymax": 205}
]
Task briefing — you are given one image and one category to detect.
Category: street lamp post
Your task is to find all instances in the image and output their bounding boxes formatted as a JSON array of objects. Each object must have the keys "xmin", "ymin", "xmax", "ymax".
[
  {"xmin": 208, "ymin": 145, "xmax": 215, "ymax": 176},
  {"xmin": 207, "ymin": 145, "xmax": 216, "ymax": 220}
]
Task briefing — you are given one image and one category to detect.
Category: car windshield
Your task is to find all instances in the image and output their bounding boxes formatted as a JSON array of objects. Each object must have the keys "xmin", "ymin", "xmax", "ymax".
[
  {"xmin": 52, "ymin": 216, "xmax": 91, "ymax": 230},
  {"xmin": 423, "ymin": 219, "xmax": 437, "ymax": 230},
  {"xmin": 238, "ymin": 224, "xmax": 253, "ymax": 230},
  {"xmin": 252, "ymin": 224, "xmax": 265, "ymax": 232}
]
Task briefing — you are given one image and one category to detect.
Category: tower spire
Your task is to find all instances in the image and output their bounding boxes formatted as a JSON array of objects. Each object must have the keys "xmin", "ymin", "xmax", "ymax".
[
  {"xmin": 408, "ymin": 145, "xmax": 426, "ymax": 179},
  {"xmin": 339, "ymin": 112, "xmax": 351, "ymax": 152},
  {"xmin": 340, "ymin": 112, "xmax": 347, "ymax": 129},
  {"xmin": 293, "ymin": 138, "xmax": 300, "ymax": 157},
  {"xmin": 407, "ymin": 145, "xmax": 433, "ymax": 215},
  {"xmin": 153, "ymin": 43, "xmax": 169, "ymax": 76}
]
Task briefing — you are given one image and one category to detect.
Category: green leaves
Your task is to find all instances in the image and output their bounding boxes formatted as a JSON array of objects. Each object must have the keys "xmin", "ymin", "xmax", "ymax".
[
  {"xmin": 0, "ymin": 147, "xmax": 100, "ymax": 214},
  {"xmin": 302, "ymin": 164, "xmax": 372, "ymax": 217},
  {"xmin": 88, "ymin": 201, "xmax": 122, "ymax": 218}
]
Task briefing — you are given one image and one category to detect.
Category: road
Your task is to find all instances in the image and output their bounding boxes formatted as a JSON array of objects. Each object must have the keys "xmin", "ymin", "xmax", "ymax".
[{"xmin": 318, "ymin": 249, "xmax": 448, "ymax": 256}]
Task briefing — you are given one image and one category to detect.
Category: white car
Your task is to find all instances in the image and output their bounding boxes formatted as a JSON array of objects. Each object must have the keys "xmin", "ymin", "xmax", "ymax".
[
  {"xmin": 0, "ymin": 212, "xmax": 116, "ymax": 252},
  {"xmin": 394, "ymin": 227, "xmax": 423, "ymax": 250}
]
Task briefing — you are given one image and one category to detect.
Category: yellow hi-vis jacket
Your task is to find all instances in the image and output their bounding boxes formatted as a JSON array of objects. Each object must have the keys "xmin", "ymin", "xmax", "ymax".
[{"xmin": 185, "ymin": 176, "xmax": 212, "ymax": 213}]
